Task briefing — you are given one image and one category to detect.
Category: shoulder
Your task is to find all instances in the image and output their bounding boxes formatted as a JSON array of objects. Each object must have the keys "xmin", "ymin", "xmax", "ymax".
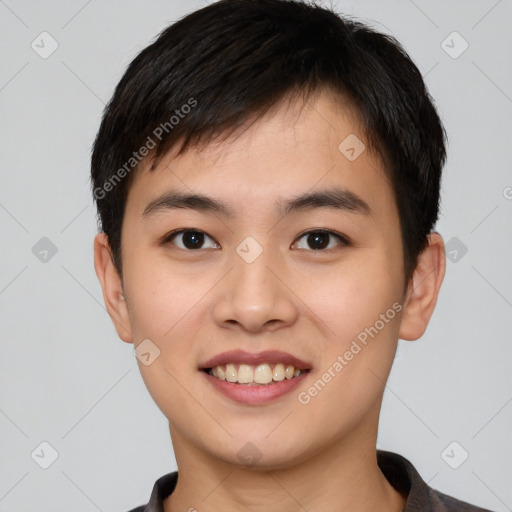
[
  {"xmin": 429, "ymin": 487, "xmax": 495, "ymax": 512},
  {"xmin": 377, "ymin": 450, "xmax": 495, "ymax": 512},
  {"xmin": 124, "ymin": 471, "xmax": 179, "ymax": 512}
]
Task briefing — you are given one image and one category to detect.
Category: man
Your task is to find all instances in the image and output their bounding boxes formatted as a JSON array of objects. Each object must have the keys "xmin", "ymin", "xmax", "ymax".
[{"xmin": 91, "ymin": 1, "xmax": 494, "ymax": 510}]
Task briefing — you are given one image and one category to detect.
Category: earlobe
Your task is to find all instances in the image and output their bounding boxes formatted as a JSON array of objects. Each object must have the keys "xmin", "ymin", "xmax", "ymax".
[
  {"xmin": 398, "ymin": 232, "xmax": 446, "ymax": 341},
  {"xmin": 93, "ymin": 233, "xmax": 134, "ymax": 343}
]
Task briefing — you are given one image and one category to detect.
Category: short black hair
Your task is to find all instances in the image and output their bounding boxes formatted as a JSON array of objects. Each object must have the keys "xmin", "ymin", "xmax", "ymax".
[{"xmin": 91, "ymin": 0, "xmax": 446, "ymax": 286}]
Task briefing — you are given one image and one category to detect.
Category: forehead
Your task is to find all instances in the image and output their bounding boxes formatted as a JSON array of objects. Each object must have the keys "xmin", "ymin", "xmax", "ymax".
[{"xmin": 126, "ymin": 90, "xmax": 394, "ymax": 220}]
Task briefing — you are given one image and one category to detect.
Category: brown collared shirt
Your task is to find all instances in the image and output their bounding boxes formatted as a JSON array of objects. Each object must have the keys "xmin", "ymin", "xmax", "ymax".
[{"xmin": 127, "ymin": 450, "xmax": 495, "ymax": 512}]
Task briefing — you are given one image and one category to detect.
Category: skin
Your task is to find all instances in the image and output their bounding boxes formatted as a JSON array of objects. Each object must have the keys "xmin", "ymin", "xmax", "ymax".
[{"xmin": 94, "ymin": 89, "xmax": 445, "ymax": 512}]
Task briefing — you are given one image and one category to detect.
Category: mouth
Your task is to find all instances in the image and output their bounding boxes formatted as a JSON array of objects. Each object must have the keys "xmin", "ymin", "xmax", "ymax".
[
  {"xmin": 203, "ymin": 363, "xmax": 309, "ymax": 385},
  {"xmin": 199, "ymin": 350, "xmax": 312, "ymax": 387}
]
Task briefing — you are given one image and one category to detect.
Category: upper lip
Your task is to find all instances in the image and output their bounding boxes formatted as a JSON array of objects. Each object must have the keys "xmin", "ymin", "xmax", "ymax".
[{"xmin": 200, "ymin": 350, "xmax": 312, "ymax": 371}]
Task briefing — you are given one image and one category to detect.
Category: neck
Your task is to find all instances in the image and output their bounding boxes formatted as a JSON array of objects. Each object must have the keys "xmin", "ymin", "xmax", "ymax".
[{"xmin": 164, "ymin": 423, "xmax": 405, "ymax": 512}]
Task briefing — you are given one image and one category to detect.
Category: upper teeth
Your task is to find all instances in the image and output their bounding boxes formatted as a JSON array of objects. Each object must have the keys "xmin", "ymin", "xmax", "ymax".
[{"xmin": 209, "ymin": 363, "xmax": 304, "ymax": 384}]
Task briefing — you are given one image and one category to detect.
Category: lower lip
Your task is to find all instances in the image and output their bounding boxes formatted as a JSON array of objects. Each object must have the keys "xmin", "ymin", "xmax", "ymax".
[{"xmin": 201, "ymin": 370, "xmax": 309, "ymax": 405}]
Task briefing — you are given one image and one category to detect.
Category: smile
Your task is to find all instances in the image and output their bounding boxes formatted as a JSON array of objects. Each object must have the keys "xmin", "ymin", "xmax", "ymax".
[
  {"xmin": 199, "ymin": 349, "xmax": 312, "ymax": 404},
  {"xmin": 204, "ymin": 363, "xmax": 307, "ymax": 385}
]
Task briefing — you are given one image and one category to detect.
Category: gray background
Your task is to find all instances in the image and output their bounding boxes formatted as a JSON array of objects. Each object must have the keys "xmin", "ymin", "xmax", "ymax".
[{"xmin": 0, "ymin": 0, "xmax": 511, "ymax": 510}]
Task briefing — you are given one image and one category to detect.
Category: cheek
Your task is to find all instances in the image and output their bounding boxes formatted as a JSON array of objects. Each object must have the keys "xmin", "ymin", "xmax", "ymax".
[
  {"xmin": 123, "ymin": 251, "xmax": 210, "ymax": 340},
  {"xmin": 294, "ymin": 253, "xmax": 403, "ymax": 346},
  {"xmin": 122, "ymin": 258, "xmax": 209, "ymax": 417},
  {"xmin": 295, "ymin": 266, "xmax": 403, "ymax": 427},
  {"xmin": 122, "ymin": 249, "xmax": 218, "ymax": 396}
]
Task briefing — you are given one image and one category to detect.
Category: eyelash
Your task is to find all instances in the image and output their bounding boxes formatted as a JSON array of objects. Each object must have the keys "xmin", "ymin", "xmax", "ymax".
[{"xmin": 161, "ymin": 228, "xmax": 351, "ymax": 252}]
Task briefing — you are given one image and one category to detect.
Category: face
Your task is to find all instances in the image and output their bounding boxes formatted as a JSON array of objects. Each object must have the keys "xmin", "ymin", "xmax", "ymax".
[{"xmin": 99, "ymin": 90, "xmax": 418, "ymax": 469}]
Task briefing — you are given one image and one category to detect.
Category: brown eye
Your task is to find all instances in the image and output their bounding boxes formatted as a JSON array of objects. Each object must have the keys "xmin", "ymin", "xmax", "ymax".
[
  {"xmin": 306, "ymin": 232, "xmax": 330, "ymax": 250},
  {"xmin": 293, "ymin": 230, "xmax": 349, "ymax": 251},
  {"xmin": 164, "ymin": 230, "xmax": 219, "ymax": 250}
]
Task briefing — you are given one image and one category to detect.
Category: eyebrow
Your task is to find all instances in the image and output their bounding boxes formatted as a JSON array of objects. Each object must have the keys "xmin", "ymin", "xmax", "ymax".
[{"xmin": 142, "ymin": 187, "xmax": 372, "ymax": 219}]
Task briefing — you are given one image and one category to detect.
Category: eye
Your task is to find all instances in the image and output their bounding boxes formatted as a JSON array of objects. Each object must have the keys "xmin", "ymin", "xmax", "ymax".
[
  {"xmin": 163, "ymin": 229, "xmax": 219, "ymax": 250},
  {"xmin": 293, "ymin": 229, "xmax": 349, "ymax": 251}
]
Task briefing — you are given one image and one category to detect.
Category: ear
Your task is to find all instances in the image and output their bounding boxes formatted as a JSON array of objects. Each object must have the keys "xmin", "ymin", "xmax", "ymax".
[
  {"xmin": 93, "ymin": 233, "xmax": 133, "ymax": 343},
  {"xmin": 398, "ymin": 231, "xmax": 446, "ymax": 341}
]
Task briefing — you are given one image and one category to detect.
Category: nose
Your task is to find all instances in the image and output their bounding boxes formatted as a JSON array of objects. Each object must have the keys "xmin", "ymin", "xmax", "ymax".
[{"xmin": 211, "ymin": 245, "xmax": 299, "ymax": 333}]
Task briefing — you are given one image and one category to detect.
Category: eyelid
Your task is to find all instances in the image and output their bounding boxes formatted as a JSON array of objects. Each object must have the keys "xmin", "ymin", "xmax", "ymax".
[
  {"xmin": 161, "ymin": 228, "xmax": 219, "ymax": 248},
  {"xmin": 161, "ymin": 228, "xmax": 351, "ymax": 250},
  {"xmin": 292, "ymin": 228, "xmax": 351, "ymax": 249}
]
